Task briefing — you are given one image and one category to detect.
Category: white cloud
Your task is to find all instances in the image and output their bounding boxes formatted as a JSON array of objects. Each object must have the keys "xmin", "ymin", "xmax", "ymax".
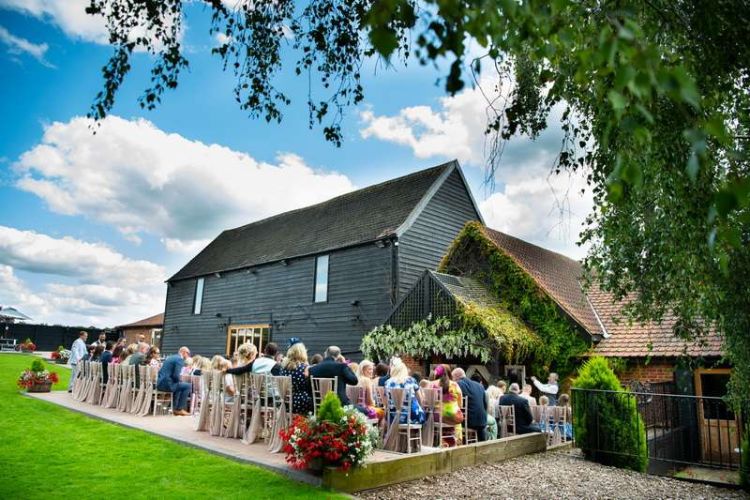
[
  {"xmin": 0, "ymin": 24, "xmax": 53, "ymax": 67},
  {"xmin": 0, "ymin": 0, "xmax": 108, "ymax": 44},
  {"xmin": 14, "ymin": 116, "xmax": 356, "ymax": 252},
  {"xmin": 480, "ymin": 171, "xmax": 593, "ymax": 259},
  {"xmin": 360, "ymin": 76, "xmax": 592, "ymax": 259},
  {"xmin": 0, "ymin": 227, "xmax": 166, "ymax": 327}
]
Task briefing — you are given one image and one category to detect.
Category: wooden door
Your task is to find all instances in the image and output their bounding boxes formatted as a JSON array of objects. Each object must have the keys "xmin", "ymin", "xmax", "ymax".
[
  {"xmin": 225, "ymin": 324, "xmax": 270, "ymax": 357},
  {"xmin": 694, "ymin": 368, "xmax": 739, "ymax": 466}
]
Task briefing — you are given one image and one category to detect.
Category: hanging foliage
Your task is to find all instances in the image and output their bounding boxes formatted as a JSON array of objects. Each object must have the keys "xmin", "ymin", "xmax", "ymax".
[{"xmin": 440, "ymin": 222, "xmax": 590, "ymax": 378}]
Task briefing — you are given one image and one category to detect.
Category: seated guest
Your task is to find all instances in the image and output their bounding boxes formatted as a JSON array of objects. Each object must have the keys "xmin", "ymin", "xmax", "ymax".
[
  {"xmin": 496, "ymin": 380, "xmax": 507, "ymax": 395},
  {"xmin": 419, "ymin": 378, "xmax": 431, "ymax": 389},
  {"xmin": 101, "ymin": 341, "xmax": 114, "ymax": 384},
  {"xmin": 130, "ymin": 342, "xmax": 150, "ymax": 386},
  {"xmin": 91, "ymin": 344, "xmax": 104, "ymax": 362},
  {"xmin": 210, "ymin": 355, "xmax": 227, "ymax": 371},
  {"xmin": 309, "ymin": 353, "xmax": 323, "ymax": 366},
  {"xmin": 309, "ymin": 345, "xmax": 358, "ymax": 406},
  {"xmin": 217, "ymin": 358, "xmax": 236, "ymax": 401},
  {"xmin": 279, "ymin": 339, "xmax": 313, "ymax": 415},
  {"xmin": 156, "ymin": 346, "xmax": 192, "ymax": 416},
  {"xmin": 145, "ymin": 346, "xmax": 161, "ymax": 367},
  {"xmin": 431, "ymin": 364, "xmax": 463, "ymax": 446},
  {"xmin": 356, "ymin": 360, "xmax": 384, "ymax": 421},
  {"xmin": 252, "ymin": 343, "xmax": 282, "ymax": 375},
  {"xmin": 181, "ymin": 357, "xmax": 194, "ymax": 376},
  {"xmin": 385, "ymin": 357, "xmax": 425, "ymax": 424},
  {"xmin": 225, "ymin": 343, "xmax": 257, "ymax": 375},
  {"xmin": 557, "ymin": 393, "xmax": 573, "ymax": 440},
  {"xmin": 111, "ymin": 344, "xmax": 124, "ymax": 365},
  {"xmin": 498, "ymin": 383, "xmax": 540, "ymax": 434},
  {"xmin": 375, "ymin": 362, "xmax": 389, "ymax": 387},
  {"xmin": 411, "ymin": 371, "xmax": 423, "ymax": 385},
  {"xmin": 190, "ymin": 356, "xmax": 211, "ymax": 376},
  {"xmin": 122, "ymin": 344, "xmax": 138, "ymax": 365},
  {"xmin": 486, "ymin": 385, "xmax": 503, "ymax": 415},
  {"xmin": 521, "ymin": 382, "xmax": 537, "ymax": 406},
  {"xmin": 82, "ymin": 344, "xmax": 96, "ymax": 361},
  {"xmin": 452, "ymin": 368, "xmax": 488, "ymax": 442}
]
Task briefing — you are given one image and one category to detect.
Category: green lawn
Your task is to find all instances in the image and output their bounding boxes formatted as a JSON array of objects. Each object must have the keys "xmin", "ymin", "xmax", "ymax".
[{"xmin": 0, "ymin": 354, "xmax": 342, "ymax": 499}]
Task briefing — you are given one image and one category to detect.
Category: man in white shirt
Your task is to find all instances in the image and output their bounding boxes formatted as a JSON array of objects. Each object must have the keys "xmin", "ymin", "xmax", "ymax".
[
  {"xmin": 68, "ymin": 331, "xmax": 88, "ymax": 392},
  {"xmin": 531, "ymin": 373, "xmax": 559, "ymax": 406}
]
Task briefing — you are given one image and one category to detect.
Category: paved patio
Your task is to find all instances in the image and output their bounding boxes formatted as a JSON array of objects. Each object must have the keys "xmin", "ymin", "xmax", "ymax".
[{"xmin": 25, "ymin": 390, "xmax": 417, "ymax": 486}]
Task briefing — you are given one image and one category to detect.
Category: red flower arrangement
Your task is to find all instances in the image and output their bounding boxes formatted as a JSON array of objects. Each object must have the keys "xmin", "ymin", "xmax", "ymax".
[
  {"xmin": 17, "ymin": 368, "xmax": 59, "ymax": 389},
  {"xmin": 280, "ymin": 392, "xmax": 378, "ymax": 472},
  {"xmin": 51, "ymin": 351, "xmax": 60, "ymax": 360},
  {"xmin": 20, "ymin": 338, "xmax": 36, "ymax": 352}
]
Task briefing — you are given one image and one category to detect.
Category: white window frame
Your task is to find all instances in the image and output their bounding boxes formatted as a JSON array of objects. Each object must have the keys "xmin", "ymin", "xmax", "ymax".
[
  {"xmin": 314, "ymin": 254, "xmax": 329, "ymax": 303},
  {"xmin": 193, "ymin": 277, "xmax": 205, "ymax": 315}
]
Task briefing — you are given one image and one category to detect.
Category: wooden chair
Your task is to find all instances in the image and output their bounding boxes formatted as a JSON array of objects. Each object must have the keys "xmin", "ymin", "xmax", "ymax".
[
  {"xmin": 383, "ymin": 387, "xmax": 422, "ymax": 453},
  {"xmin": 462, "ymin": 395, "xmax": 478, "ymax": 445},
  {"xmin": 418, "ymin": 387, "xmax": 439, "ymax": 448},
  {"xmin": 194, "ymin": 370, "xmax": 213, "ymax": 431},
  {"xmin": 130, "ymin": 365, "xmax": 149, "ymax": 414},
  {"xmin": 85, "ymin": 362, "xmax": 103, "ymax": 405},
  {"xmin": 311, "ymin": 377, "xmax": 338, "ymax": 416},
  {"xmin": 73, "ymin": 360, "xmax": 90, "ymax": 401},
  {"xmin": 242, "ymin": 373, "xmax": 266, "ymax": 444},
  {"xmin": 498, "ymin": 405, "xmax": 516, "ymax": 438},
  {"xmin": 267, "ymin": 375, "xmax": 293, "ymax": 453},
  {"xmin": 145, "ymin": 365, "xmax": 173, "ymax": 416},
  {"xmin": 118, "ymin": 364, "xmax": 136, "ymax": 413},
  {"xmin": 101, "ymin": 362, "xmax": 118, "ymax": 407}
]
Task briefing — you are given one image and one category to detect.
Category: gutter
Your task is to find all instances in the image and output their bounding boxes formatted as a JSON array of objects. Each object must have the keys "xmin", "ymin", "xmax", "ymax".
[{"xmin": 581, "ymin": 282, "xmax": 610, "ymax": 339}]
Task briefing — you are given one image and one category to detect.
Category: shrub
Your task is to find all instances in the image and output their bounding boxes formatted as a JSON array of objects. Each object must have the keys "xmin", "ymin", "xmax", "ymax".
[
  {"xmin": 317, "ymin": 391, "xmax": 344, "ymax": 423},
  {"xmin": 30, "ymin": 359, "xmax": 46, "ymax": 373},
  {"xmin": 573, "ymin": 356, "xmax": 648, "ymax": 472}
]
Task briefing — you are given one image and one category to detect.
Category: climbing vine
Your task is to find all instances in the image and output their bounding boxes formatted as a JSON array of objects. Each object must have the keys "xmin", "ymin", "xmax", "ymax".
[
  {"xmin": 440, "ymin": 222, "xmax": 590, "ymax": 379},
  {"xmin": 360, "ymin": 305, "xmax": 540, "ymax": 365}
]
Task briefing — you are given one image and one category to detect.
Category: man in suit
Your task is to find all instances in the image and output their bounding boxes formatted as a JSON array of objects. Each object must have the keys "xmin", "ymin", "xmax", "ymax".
[
  {"xmin": 68, "ymin": 330, "xmax": 88, "ymax": 393},
  {"xmin": 157, "ymin": 346, "xmax": 191, "ymax": 416},
  {"xmin": 452, "ymin": 368, "xmax": 489, "ymax": 442},
  {"xmin": 100, "ymin": 341, "xmax": 114, "ymax": 384},
  {"xmin": 498, "ymin": 383, "xmax": 541, "ymax": 434},
  {"xmin": 309, "ymin": 345, "xmax": 358, "ymax": 405}
]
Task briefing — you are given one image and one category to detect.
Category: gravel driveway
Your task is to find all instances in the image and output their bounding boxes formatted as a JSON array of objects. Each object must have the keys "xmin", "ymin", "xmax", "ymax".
[{"xmin": 360, "ymin": 450, "xmax": 747, "ymax": 499}]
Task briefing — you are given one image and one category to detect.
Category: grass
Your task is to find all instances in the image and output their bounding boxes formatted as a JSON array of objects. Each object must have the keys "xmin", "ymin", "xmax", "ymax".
[{"xmin": 0, "ymin": 354, "xmax": 343, "ymax": 499}]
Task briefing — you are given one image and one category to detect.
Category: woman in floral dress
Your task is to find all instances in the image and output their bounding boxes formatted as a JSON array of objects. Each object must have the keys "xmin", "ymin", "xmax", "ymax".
[{"xmin": 431, "ymin": 364, "xmax": 463, "ymax": 446}]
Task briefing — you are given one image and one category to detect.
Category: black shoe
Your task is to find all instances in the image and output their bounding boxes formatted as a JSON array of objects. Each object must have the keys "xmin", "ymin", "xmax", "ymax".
[{"xmin": 67, "ymin": 390, "xmax": 72, "ymax": 393}]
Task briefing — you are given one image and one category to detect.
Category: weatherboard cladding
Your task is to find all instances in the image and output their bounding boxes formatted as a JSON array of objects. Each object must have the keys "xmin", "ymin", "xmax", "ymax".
[
  {"xmin": 398, "ymin": 168, "xmax": 482, "ymax": 296},
  {"xmin": 162, "ymin": 243, "xmax": 393, "ymax": 357},
  {"xmin": 168, "ymin": 162, "xmax": 453, "ymax": 282}
]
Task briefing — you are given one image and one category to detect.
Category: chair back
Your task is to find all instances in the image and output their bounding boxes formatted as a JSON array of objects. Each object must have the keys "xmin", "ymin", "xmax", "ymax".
[
  {"xmin": 311, "ymin": 377, "xmax": 338, "ymax": 416},
  {"xmin": 499, "ymin": 405, "xmax": 516, "ymax": 437},
  {"xmin": 346, "ymin": 385, "xmax": 367, "ymax": 407},
  {"xmin": 419, "ymin": 387, "xmax": 440, "ymax": 447}
]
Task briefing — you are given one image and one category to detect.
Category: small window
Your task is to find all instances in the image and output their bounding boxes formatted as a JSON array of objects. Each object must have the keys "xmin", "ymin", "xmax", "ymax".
[
  {"xmin": 314, "ymin": 254, "xmax": 329, "ymax": 303},
  {"xmin": 193, "ymin": 277, "xmax": 205, "ymax": 314}
]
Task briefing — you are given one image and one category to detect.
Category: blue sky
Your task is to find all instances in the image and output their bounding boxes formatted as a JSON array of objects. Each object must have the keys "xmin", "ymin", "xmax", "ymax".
[{"xmin": 0, "ymin": 1, "xmax": 592, "ymax": 327}]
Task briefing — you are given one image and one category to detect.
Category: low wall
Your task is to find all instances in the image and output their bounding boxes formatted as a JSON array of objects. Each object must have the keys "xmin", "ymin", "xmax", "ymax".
[{"xmin": 322, "ymin": 433, "xmax": 547, "ymax": 493}]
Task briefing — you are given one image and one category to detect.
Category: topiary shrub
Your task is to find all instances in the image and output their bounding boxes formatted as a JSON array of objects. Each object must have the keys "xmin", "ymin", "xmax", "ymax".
[
  {"xmin": 573, "ymin": 356, "xmax": 648, "ymax": 472},
  {"xmin": 30, "ymin": 359, "xmax": 46, "ymax": 373},
  {"xmin": 317, "ymin": 391, "xmax": 344, "ymax": 423}
]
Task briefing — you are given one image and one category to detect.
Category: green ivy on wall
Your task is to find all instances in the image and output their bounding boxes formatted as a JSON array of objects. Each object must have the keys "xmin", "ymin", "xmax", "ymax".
[{"xmin": 439, "ymin": 222, "xmax": 590, "ymax": 378}]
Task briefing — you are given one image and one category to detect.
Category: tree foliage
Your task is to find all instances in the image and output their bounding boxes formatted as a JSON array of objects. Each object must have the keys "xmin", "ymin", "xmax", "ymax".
[
  {"xmin": 573, "ymin": 356, "xmax": 648, "ymax": 472},
  {"xmin": 86, "ymin": 1, "xmax": 750, "ymax": 400}
]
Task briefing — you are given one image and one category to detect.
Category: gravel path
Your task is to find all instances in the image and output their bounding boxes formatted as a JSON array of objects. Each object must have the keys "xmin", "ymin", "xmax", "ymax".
[{"xmin": 360, "ymin": 450, "xmax": 748, "ymax": 499}]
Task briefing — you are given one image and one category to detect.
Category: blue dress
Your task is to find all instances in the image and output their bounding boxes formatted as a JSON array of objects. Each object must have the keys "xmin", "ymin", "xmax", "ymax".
[
  {"xmin": 280, "ymin": 363, "xmax": 313, "ymax": 415},
  {"xmin": 385, "ymin": 377, "xmax": 426, "ymax": 424}
]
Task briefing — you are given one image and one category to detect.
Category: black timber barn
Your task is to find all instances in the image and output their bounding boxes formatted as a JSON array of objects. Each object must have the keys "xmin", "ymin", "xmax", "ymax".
[{"xmin": 161, "ymin": 161, "xmax": 483, "ymax": 358}]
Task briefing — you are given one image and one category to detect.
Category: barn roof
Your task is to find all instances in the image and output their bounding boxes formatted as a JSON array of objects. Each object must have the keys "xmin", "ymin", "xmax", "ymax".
[
  {"xmin": 170, "ymin": 161, "xmax": 478, "ymax": 281},
  {"xmin": 117, "ymin": 313, "xmax": 164, "ymax": 329},
  {"xmin": 479, "ymin": 226, "xmax": 723, "ymax": 358}
]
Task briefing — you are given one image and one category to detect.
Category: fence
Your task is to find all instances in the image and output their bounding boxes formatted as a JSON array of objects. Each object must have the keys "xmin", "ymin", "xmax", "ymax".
[
  {"xmin": 0, "ymin": 323, "xmax": 105, "ymax": 351},
  {"xmin": 572, "ymin": 388, "xmax": 745, "ymax": 475}
]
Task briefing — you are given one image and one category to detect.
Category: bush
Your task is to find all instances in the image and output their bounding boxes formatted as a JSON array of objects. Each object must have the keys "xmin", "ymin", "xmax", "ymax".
[
  {"xmin": 573, "ymin": 356, "xmax": 648, "ymax": 472},
  {"xmin": 317, "ymin": 391, "xmax": 344, "ymax": 423},
  {"xmin": 30, "ymin": 359, "xmax": 46, "ymax": 373}
]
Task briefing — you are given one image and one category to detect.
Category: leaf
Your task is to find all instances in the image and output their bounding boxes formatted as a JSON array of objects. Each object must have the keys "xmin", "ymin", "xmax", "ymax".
[{"xmin": 369, "ymin": 27, "xmax": 399, "ymax": 58}]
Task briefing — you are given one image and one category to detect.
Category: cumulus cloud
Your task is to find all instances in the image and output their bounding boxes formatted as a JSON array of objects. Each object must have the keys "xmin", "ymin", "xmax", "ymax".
[
  {"xmin": 0, "ymin": 0, "xmax": 108, "ymax": 44},
  {"xmin": 0, "ymin": 24, "xmax": 53, "ymax": 67},
  {"xmin": 0, "ymin": 226, "xmax": 166, "ymax": 327},
  {"xmin": 14, "ymin": 116, "xmax": 356, "ymax": 252},
  {"xmin": 359, "ymin": 76, "xmax": 592, "ymax": 258}
]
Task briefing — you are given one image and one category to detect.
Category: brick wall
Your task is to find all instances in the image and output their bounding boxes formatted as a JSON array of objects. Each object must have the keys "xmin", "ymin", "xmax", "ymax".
[
  {"xmin": 401, "ymin": 355, "xmax": 424, "ymax": 376},
  {"xmin": 618, "ymin": 359, "xmax": 675, "ymax": 384}
]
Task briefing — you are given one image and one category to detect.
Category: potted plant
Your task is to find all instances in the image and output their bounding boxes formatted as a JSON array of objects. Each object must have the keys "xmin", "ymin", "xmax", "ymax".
[
  {"xmin": 17, "ymin": 359, "xmax": 59, "ymax": 393},
  {"xmin": 280, "ymin": 392, "xmax": 378, "ymax": 473},
  {"xmin": 50, "ymin": 346, "xmax": 71, "ymax": 364},
  {"xmin": 20, "ymin": 338, "xmax": 36, "ymax": 353}
]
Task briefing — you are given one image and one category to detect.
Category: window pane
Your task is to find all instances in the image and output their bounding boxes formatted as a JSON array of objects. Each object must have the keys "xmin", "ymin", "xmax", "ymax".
[
  {"xmin": 314, "ymin": 254, "xmax": 329, "ymax": 302},
  {"xmin": 194, "ymin": 277, "xmax": 204, "ymax": 314}
]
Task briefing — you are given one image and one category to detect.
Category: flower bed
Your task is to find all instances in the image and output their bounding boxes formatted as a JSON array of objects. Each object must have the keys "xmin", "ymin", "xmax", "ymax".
[
  {"xmin": 19, "ymin": 338, "xmax": 36, "ymax": 353},
  {"xmin": 281, "ymin": 392, "xmax": 378, "ymax": 472},
  {"xmin": 50, "ymin": 346, "xmax": 71, "ymax": 364}
]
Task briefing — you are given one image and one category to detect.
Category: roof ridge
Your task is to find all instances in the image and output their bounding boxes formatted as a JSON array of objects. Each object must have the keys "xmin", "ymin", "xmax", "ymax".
[
  {"xmin": 481, "ymin": 226, "xmax": 582, "ymax": 266},
  {"xmin": 227, "ymin": 162, "xmax": 453, "ymax": 234}
]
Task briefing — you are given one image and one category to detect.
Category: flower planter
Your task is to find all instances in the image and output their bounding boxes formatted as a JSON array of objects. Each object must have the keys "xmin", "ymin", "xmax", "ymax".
[
  {"xmin": 54, "ymin": 359, "xmax": 69, "ymax": 365},
  {"xmin": 27, "ymin": 382, "xmax": 52, "ymax": 393},
  {"xmin": 21, "ymin": 349, "xmax": 34, "ymax": 353}
]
